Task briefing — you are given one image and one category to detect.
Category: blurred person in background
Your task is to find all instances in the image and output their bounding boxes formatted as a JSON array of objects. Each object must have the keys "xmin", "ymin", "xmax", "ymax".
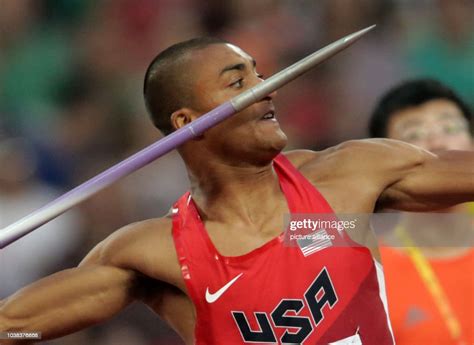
[{"xmin": 369, "ymin": 78, "xmax": 473, "ymax": 344}]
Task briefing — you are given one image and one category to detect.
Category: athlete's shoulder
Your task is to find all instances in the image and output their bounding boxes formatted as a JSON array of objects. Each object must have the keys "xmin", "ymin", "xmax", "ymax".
[
  {"xmin": 286, "ymin": 139, "xmax": 427, "ymax": 171},
  {"xmin": 333, "ymin": 138, "xmax": 427, "ymax": 157},
  {"xmin": 282, "ymin": 149, "xmax": 321, "ymax": 169},
  {"xmin": 282, "ymin": 140, "xmax": 370, "ymax": 170},
  {"xmin": 284, "ymin": 139, "xmax": 430, "ymax": 193},
  {"xmin": 100, "ymin": 217, "xmax": 173, "ymax": 257}
]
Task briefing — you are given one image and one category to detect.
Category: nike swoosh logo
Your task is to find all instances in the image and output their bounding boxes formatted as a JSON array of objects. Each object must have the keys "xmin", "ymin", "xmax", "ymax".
[{"xmin": 205, "ymin": 273, "xmax": 243, "ymax": 303}]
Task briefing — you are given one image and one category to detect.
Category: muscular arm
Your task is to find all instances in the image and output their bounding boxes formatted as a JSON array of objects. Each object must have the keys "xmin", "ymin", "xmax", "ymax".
[
  {"xmin": 289, "ymin": 139, "xmax": 474, "ymax": 212},
  {"xmin": 378, "ymin": 148, "xmax": 474, "ymax": 210},
  {"xmin": 0, "ymin": 265, "xmax": 138, "ymax": 342},
  {"xmin": 0, "ymin": 219, "xmax": 174, "ymax": 343}
]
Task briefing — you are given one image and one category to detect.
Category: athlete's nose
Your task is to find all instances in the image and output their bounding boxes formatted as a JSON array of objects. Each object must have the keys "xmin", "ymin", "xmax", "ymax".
[
  {"xmin": 266, "ymin": 89, "xmax": 277, "ymax": 100},
  {"xmin": 257, "ymin": 78, "xmax": 277, "ymax": 101}
]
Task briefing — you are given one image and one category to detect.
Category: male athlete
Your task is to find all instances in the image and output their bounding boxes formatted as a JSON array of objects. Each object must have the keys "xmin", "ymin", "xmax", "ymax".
[{"xmin": 1, "ymin": 38, "xmax": 473, "ymax": 344}]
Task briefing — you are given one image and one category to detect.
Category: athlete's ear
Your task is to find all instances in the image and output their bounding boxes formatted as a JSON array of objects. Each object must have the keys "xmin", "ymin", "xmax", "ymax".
[{"xmin": 170, "ymin": 108, "xmax": 199, "ymax": 131}]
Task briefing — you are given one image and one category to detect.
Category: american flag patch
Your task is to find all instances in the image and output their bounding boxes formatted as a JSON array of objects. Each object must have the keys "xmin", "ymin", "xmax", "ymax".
[{"xmin": 297, "ymin": 229, "xmax": 333, "ymax": 257}]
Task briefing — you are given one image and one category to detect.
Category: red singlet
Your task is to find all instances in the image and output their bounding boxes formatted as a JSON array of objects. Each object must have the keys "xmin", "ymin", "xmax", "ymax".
[{"xmin": 172, "ymin": 154, "xmax": 394, "ymax": 344}]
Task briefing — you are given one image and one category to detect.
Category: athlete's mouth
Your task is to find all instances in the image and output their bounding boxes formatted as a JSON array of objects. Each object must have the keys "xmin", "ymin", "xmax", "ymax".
[{"xmin": 260, "ymin": 111, "xmax": 275, "ymax": 120}]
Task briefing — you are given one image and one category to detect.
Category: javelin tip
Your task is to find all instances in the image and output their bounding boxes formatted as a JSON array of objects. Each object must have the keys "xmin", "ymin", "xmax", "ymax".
[{"xmin": 343, "ymin": 25, "xmax": 376, "ymax": 44}]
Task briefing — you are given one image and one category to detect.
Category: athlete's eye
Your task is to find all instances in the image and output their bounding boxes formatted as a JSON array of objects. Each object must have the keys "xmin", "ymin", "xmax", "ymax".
[{"xmin": 230, "ymin": 78, "xmax": 244, "ymax": 88}]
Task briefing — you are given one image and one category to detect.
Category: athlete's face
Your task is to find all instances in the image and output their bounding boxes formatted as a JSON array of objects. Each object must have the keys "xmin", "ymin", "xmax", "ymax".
[
  {"xmin": 386, "ymin": 99, "xmax": 472, "ymax": 151},
  {"xmin": 185, "ymin": 44, "xmax": 288, "ymax": 164}
]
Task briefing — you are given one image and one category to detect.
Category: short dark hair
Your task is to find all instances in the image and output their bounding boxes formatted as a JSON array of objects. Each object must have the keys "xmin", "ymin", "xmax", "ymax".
[
  {"xmin": 369, "ymin": 79, "xmax": 472, "ymax": 138},
  {"xmin": 143, "ymin": 37, "xmax": 228, "ymax": 135}
]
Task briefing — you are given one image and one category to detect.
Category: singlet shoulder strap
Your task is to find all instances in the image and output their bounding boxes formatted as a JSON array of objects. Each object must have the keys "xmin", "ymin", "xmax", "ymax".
[{"xmin": 273, "ymin": 153, "xmax": 335, "ymax": 214}]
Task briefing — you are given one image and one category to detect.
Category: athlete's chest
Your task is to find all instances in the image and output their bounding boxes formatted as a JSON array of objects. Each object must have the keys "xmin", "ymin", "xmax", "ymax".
[
  {"xmin": 203, "ymin": 198, "xmax": 290, "ymax": 257},
  {"xmin": 190, "ymin": 243, "xmax": 387, "ymax": 344},
  {"xmin": 203, "ymin": 222, "xmax": 283, "ymax": 257}
]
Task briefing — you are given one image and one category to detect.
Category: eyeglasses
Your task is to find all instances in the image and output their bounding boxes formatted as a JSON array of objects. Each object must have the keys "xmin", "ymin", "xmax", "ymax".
[{"xmin": 399, "ymin": 119, "xmax": 470, "ymax": 143}]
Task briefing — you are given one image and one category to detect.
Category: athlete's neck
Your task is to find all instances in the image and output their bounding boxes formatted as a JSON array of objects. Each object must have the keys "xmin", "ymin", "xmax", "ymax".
[{"xmin": 187, "ymin": 157, "xmax": 286, "ymax": 227}]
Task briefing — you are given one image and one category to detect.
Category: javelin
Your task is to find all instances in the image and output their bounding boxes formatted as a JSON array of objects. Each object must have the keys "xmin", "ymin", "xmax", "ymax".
[{"xmin": 0, "ymin": 25, "xmax": 375, "ymax": 248}]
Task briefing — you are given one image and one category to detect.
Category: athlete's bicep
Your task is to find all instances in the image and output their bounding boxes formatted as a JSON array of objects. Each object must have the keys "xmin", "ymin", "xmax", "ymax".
[{"xmin": 379, "ymin": 149, "xmax": 474, "ymax": 211}]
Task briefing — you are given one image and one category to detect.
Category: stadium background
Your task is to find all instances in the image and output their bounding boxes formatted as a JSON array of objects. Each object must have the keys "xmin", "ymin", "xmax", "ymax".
[{"xmin": 0, "ymin": 0, "xmax": 472, "ymax": 344}]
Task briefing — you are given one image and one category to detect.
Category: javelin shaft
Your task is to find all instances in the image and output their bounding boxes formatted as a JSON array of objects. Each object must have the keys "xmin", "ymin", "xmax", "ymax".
[{"xmin": 0, "ymin": 25, "xmax": 375, "ymax": 249}]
